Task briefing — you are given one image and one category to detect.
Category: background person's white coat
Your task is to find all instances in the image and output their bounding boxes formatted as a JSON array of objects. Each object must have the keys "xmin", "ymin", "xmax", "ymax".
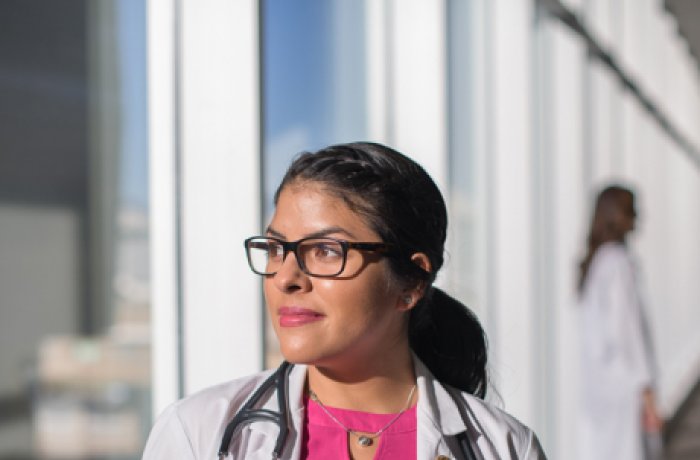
[{"xmin": 577, "ymin": 242, "xmax": 657, "ymax": 459}]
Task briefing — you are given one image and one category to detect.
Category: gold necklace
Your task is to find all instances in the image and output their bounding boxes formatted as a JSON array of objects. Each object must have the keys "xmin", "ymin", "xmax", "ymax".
[{"xmin": 308, "ymin": 384, "xmax": 417, "ymax": 447}]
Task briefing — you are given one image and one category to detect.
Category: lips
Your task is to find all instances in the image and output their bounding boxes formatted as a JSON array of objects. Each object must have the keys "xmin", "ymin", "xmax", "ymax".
[{"xmin": 278, "ymin": 306, "xmax": 325, "ymax": 327}]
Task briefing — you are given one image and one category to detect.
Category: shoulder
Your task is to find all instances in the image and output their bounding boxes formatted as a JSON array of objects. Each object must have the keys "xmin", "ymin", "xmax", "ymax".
[
  {"xmin": 454, "ymin": 391, "xmax": 546, "ymax": 459},
  {"xmin": 172, "ymin": 369, "xmax": 275, "ymax": 420},
  {"xmin": 413, "ymin": 355, "xmax": 546, "ymax": 458},
  {"xmin": 144, "ymin": 370, "xmax": 275, "ymax": 459},
  {"xmin": 592, "ymin": 242, "xmax": 631, "ymax": 268},
  {"xmin": 586, "ymin": 242, "xmax": 634, "ymax": 282}
]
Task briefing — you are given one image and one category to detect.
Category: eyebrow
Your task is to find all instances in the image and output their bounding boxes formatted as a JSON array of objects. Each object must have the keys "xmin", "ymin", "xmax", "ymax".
[{"xmin": 265, "ymin": 225, "xmax": 358, "ymax": 240}]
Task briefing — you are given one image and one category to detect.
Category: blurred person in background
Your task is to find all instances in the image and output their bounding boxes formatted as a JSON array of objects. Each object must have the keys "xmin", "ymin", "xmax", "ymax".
[
  {"xmin": 143, "ymin": 142, "xmax": 546, "ymax": 459},
  {"xmin": 577, "ymin": 185, "xmax": 663, "ymax": 460}
]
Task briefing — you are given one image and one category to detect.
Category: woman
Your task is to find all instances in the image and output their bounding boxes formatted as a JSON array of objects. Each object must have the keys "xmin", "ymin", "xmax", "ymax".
[
  {"xmin": 577, "ymin": 185, "xmax": 663, "ymax": 460},
  {"xmin": 144, "ymin": 142, "xmax": 545, "ymax": 459}
]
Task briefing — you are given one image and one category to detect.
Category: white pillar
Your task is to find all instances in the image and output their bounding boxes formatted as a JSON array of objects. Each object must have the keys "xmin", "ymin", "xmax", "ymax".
[
  {"xmin": 178, "ymin": 0, "xmax": 263, "ymax": 394},
  {"xmin": 149, "ymin": 0, "xmax": 263, "ymax": 407},
  {"xmin": 388, "ymin": 0, "xmax": 448, "ymax": 193},
  {"xmin": 148, "ymin": 0, "xmax": 180, "ymax": 416},
  {"xmin": 488, "ymin": 0, "xmax": 537, "ymax": 428}
]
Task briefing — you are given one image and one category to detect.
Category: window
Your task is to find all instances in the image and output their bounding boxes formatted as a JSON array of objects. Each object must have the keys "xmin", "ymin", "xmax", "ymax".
[
  {"xmin": 262, "ymin": 0, "xmax": 368, "ymax": 366},
  {"xmin": 0, "ymin": 2, "xmax": 150, "ymax": 457}
]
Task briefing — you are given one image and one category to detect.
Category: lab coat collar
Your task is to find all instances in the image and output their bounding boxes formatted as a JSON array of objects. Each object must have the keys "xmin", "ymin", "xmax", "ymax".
[
  {"xmin": 245, "ymin": 357, "xmax": 480, "ymax": 459},
  {"xmin": 414, "ymin": 355, "xmax": 467, "ymax": 435},
  {"xmin": 414, "ymin": 354, "xmax": 488, "ymax": 458}
]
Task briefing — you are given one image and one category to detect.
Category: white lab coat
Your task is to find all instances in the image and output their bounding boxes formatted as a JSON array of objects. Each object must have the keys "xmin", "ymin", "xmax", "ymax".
[
  {"xmin": 143, "ymin": 357, "xmax": 546, "ymax": 459},
  {"xmin": 578, "ymin": 242, "xmax": 656, "ymax": 460}
]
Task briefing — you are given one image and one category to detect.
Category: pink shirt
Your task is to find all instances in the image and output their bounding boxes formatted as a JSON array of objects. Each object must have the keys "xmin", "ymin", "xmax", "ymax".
[{"xmin": 301, "ymin": 395, "xmax": 417, "ymax": 460}]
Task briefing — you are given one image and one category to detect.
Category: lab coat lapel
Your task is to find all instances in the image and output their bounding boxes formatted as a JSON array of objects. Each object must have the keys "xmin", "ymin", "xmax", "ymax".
[
  {"xmin": 244, "ymin": 364, "xmax": 308, "ymax": 460},
  {"xmin": 414, "ymin": 357, "xmax": 496, "ymax": 460},
  {"xmin": 239, "ymin": 359, "xmax": 495, "ymax": 459},
  {"xmin": 415, "ymin": 357, "xmax": 468, "ymax": 459}
]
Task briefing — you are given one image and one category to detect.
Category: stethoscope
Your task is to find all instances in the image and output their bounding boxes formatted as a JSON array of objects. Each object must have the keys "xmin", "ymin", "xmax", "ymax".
[{"xmin": 217, "ymin": 361, "xmax": 479, "ymax": 460}]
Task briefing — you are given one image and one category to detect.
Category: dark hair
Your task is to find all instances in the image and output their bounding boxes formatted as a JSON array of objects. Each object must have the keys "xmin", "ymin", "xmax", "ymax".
[
  {"xmin": 274, "ymin": 142, "xmax": 488, "ymax": 398},
  {"xmin": 578, "ymin": 185, "xmax": 636, "ymax": 292}
]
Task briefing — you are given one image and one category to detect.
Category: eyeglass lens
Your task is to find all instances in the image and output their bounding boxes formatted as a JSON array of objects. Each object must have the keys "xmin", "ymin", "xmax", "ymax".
[{"xmin": 247, "ymin": 238, "xmax": 345, "ymax": 276}]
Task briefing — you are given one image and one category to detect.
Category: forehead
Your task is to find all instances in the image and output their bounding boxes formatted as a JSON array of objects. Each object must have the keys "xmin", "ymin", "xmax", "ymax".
[{"xmin": 269, "ymin": 184, "xmax": 378, "ymax": 240}]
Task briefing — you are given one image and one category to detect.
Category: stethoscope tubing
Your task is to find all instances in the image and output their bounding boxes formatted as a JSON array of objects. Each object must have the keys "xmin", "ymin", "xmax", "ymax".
[
  {"xmin": 218, "ymin": 361, "xmax": 292, "ymax": 459},
  {"xmin": 217, "ymin": 361, "xmax": 478, "ymax": 460}
]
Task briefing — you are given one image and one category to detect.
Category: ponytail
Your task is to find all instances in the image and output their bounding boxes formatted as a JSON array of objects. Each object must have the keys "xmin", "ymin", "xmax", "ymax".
[{"xmin": 409, "ymin": 287, "xmax": 488, "ymax": 398}]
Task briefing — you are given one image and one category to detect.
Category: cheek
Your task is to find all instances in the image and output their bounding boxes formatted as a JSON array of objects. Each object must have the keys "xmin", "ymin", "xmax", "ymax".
[
  {"xmin": 263, "ymin": 279, "xmax": 279, "ymax": 313},
  {"xmin": 319, "ymin": 273, "xmax": 399, "ymax": 318}
]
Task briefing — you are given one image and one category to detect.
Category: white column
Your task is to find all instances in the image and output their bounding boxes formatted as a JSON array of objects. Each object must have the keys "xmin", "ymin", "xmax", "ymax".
[
  {"xmin": 488, "ymin": 0, "xmax": 537, "ymax": 427},
  {"xmin": 147, "ymin": 0, "xmax": 180, "ymax": 416},
  {"xmin": 179, "ymin": 0, "xmax": 263, "ymax": 394},
  {"xmin": 365, "ymin": 0, "xmax": 389, "ymax": 144},
  {"xmin": 545, "ymin": 19, "xmax": 588, "ymax": 458},
  {"xmin": 388, "ymin": 0, "xmax": 448, "ymax": 193},
  {"xmin": 589, "ymin": 62, "xmax": 616, "ymax": 183}
]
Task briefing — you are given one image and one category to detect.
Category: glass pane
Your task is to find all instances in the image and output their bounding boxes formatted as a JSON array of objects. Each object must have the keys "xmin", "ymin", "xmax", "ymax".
[
  {"xmin": 0, "ymin": 1, "xmax": 150, "ymax": 458},
  {"xmin": 446, "ymin": 0, "xmax": 482, "ymax": 314},
  {"xmin": 262, "ymin": 0, "xmax": 368, "ymax": 367}
]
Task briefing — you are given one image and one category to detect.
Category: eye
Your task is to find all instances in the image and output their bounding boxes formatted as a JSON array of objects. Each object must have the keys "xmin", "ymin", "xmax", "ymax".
[
  {"xmin": 267, "ymin": 242, "xmax": 284, "ymax": 259},
  {"xmin": 311, "ymin": 242, "xmax": 343, "ymax": 261}
]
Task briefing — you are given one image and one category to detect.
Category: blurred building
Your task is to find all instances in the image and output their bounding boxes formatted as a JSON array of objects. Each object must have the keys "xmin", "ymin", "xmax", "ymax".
[
  {"xmin": 1, "ymin": 0, "xmax": 699, "ymax": 458},
  {"xmin": 0, "ymin": 1, "xmax": 149, "ymax": 458}
]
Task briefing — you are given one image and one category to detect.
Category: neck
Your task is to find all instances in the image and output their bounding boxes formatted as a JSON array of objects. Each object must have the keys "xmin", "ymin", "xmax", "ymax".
[{"xmin": 306, "ymin": 342, "xmax": 416, "ymax": 413}]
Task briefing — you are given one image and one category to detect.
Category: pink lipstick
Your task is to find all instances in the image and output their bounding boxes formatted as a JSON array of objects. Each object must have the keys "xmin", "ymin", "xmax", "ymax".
[{"xmin": 278, "ymin": 306, "xmax": 324, "ymax": 327}]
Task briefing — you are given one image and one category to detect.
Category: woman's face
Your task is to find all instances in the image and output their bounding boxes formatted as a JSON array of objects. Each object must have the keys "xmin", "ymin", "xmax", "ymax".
[
  {"xmin": 618, "ymin": 192, "xmax": 637, "ymax": 235},
  {"xmin": 264, "ymin": 183, "xmax": 410, "ymax": 368}
]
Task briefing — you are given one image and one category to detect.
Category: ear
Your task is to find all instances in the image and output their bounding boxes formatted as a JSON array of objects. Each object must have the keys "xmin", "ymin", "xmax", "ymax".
[
  {"xmin": 410, "ymin": 252, "xmax": 432, "ymax": 275},
  {"xmin": 395, "ymin": 253, "xmax": 432, "ymax": 312}
]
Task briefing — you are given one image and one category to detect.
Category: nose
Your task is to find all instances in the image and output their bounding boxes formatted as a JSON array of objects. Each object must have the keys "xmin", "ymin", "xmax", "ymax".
[{"xmin": 272, "ymin": 250, "xmax": 311, "ymax": 293}]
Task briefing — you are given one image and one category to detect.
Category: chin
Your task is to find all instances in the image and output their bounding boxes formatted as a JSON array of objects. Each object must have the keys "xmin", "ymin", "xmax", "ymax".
[
  {"xmin": 278, "ymin": 341, "xmax": 320, "ymax": 365},
  {"xmin": 279, "ymin": 342, "xmax": 348, "ymax": 368}
]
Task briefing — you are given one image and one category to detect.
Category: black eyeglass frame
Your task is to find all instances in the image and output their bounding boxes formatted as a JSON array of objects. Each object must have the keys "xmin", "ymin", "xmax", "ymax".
[{"xmin": 244, "ymin": 236, "xmax": 395, "ymax": 277}]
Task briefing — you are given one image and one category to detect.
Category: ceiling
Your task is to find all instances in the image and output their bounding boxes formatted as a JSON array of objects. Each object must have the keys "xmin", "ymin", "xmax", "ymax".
[{"xmin": 665, "ymin": 0, "xmax": 700, "ymax": 70}]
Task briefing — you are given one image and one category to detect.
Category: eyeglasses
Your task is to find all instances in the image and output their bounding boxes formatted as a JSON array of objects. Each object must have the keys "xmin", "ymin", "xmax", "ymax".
[{"xmin": 244, "ymin": 236, "xmax": 394, "ymax": 277}]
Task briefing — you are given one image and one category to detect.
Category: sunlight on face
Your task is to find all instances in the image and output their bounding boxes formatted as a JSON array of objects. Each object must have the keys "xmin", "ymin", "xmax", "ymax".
[{"xmin": 264, "ymin": 183, "xmax": 409, "ymax": 368}]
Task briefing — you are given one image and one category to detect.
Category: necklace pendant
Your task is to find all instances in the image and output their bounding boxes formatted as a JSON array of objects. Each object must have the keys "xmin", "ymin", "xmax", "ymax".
[{"xmin": 357, "ymin": 436, "xmax": 373, "ymax": 447}]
